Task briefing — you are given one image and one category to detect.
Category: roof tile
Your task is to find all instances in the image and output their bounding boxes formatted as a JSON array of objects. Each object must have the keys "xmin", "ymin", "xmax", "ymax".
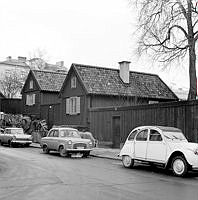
[{"xmin": 73, "ymin": 63, "xmax": 178, "ymax": 100}]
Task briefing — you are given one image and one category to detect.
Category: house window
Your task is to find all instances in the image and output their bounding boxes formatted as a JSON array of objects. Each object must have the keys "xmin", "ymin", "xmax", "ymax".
[
  {"xmin": 29, "ymin": 80, "xmax": 33, "ymax": 89},
  {"xmin": 26, "ymin": 94, "xmax": 36, "ymax": 106},
  {"xmin": 66, "ymin": 97, "xmax": 80, "ymax": 115},
  {"xmin": 71, "ymin": 76, "xmax": 76, "ymax": 88}
]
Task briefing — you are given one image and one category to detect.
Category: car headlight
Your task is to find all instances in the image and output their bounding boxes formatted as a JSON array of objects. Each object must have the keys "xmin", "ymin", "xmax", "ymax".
[
  {"xmin": 194, "ymin": 148, "xmax": 198, "ymax": 155},
  {"xmin": 68, "ymin": 140, "xmax": 72, "ymax": 145},
  {"xmin": 89, "ymin": 141, "xmax": 92, "ymax": 146}
]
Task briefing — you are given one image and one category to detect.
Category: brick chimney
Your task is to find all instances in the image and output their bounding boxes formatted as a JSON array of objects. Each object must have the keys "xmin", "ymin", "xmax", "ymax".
[
  {"xmin": 18, "ymin": 56, "xmax": 27, "ymax": 62},
  {"xmin": 56, "ymin": 61, "xmax": 64, "ymax": 67},
  {"xmin": 119, "ymin": 61, "xmax": 130, "ymax": 84},
  {"xmin": 6, "ymin": 56, "xmax": 12, "ymax": 61}
]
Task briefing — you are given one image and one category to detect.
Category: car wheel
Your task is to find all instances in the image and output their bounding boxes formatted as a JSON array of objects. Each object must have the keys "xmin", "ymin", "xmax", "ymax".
[
  {"xmin": 43, "ymin": 145, "xmax": 49, "ymax": 154},
  {"xmin": 82, "ymin": 151, "xmax": 90, "ymax": 158},
  {"xmin": 122, "ymin": 155, "xmax": 134, "ymax": 168},
  {"xmin": 8, "ymin": 140, "xmax": 13, "ymax": 147},
  {"xmin": 59, "ymin": 146, "xmax": 67, "ymax": 157},
  {"xmin": 0, "ymin": 140, "xmax": 3, "ymax": 146},
  {"xmin": 171, "ymin": 156, "xmax": 188, "ymax": 177}
]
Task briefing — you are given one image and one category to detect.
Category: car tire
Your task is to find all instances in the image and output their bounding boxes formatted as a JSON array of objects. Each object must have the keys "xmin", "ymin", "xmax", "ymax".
[
  {"xmin": 171, "ymin": 156, "xmax": 188, "ymax": 177},
  {"xmin": 59, "ymin": 146, "xmax": 67, "ymax": 157},
  {"xmin": 122, "ymin": 155, "xmax": 134, "ymax": 168},
  {"xmin": 43, "ymin": 145, "xmax": 49, "ymax": 154},
  {"xmin": 82, "ymin": 151, "xmax": 90, "ymax": 158},
  {"xmin": 8, "ymin": 140, "xmax": 14, "ymax": 147},
  {"xmin": 0, "ymin": 140, "xmax": 3, "ymax": 146}
]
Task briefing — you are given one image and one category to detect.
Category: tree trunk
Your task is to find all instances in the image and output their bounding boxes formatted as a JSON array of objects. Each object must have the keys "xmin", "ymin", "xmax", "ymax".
[
  {"xmin": 188, "ymin": 43, "xmax": 197, "ymax": 100},
  {"xmin": 187, "ymin": 1, "xmax": 197, "ymax": 100}
]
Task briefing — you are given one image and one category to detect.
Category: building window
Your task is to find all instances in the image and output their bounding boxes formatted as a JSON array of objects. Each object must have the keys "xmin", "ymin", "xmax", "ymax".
[
  {"xmin": 29, "ymin": 80, "xmax": 33, "ymax": 89},
  {"xmin": 66, "ymin": 97, "xmax": 80, "ymax": 115},
  {"xmin": 26, "ymin": 94, "xmax": 36, "ymax": 106},
  {"xmin": 71, "ymin": 76, "xmax": 76, "ymax": 88}
]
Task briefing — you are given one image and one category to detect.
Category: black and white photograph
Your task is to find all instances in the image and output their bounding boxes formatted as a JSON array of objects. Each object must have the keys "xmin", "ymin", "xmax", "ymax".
[{"xmin": 1, "ymin": 0, "xmax": 198, "ymax": 199}]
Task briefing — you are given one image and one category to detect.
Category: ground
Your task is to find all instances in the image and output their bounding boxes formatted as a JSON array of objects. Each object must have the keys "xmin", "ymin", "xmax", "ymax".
[{"xmin": 1, "ymin": 146, "xmax": 198, "ymax": 200}]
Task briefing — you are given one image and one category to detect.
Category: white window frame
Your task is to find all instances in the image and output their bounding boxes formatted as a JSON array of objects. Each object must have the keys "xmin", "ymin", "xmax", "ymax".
[
  {"xmin": 66, "ymin": 96, "xmax": 80, "ymax": 115},
  {"xmin": 71, "ymin": 76, "xmax": 76, "ymax": 88},
  {"xmin": 29, "ymin": 80, "xmax": 33, "ymax": 89},
  {"xmin": 26, "ymin": 94, "xmax": 36, "ymax": 106}
]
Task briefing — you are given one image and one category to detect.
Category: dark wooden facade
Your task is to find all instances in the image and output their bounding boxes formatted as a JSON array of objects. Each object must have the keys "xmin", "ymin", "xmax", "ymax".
[
  {"xmin": 21, "ymin": 70, "xmax": 66, "ymax": 127},
  {"xmin": 1, "ymin": 98, "xmax": 23, "ymax": 114},
  {"xmin": 59, "ymin": 63, "xmax": 178, "ymax": 129},
  {"xmin": 89, "ymin": 100, "xmax": 198, "ymax": 147}
]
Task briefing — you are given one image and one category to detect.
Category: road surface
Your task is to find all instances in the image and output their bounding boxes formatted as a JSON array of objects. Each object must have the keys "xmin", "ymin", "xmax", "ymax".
[{"xmin": 1, "ymin": 146, "xmax": 198, "ymax": 200}]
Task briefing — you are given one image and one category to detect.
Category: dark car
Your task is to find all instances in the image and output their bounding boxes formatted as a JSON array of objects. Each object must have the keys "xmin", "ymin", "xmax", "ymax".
[{"xmin": 79, "ymin": 131, "xmax": 98, "ymax": 148}]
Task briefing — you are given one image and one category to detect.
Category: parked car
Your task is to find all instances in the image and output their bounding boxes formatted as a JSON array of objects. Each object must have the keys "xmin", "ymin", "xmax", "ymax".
[
  {"xmin": 40, "ymin": 127, "xmax": 93, "ymax": 157},
  {"xmin": 79, "ymin": 131, "xmax": 98, "ymax": 147},
  {"xmin": 119, "ymin": 126, "xmax": 198, "ymax": 177},
  {"xmin": 0, "ymin": 127, "xmax": 32, "ymax": 147}
]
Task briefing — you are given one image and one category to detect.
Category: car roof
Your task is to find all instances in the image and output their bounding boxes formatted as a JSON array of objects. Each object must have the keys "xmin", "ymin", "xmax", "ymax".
[
  {"xmin": 52, "ymin": 127, "xmax": 78, "ymax": 131},
  {"xmin": 5, "ymin": 127, "xmax": 23, "ymax": 130},
  {"xmin": 134, "ymin": 126, "xmax": 181, "ymax": 132}
]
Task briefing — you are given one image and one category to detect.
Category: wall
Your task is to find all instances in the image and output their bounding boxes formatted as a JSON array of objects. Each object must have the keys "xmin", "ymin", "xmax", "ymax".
[
  {"xmin": 89, "ymin": 100, "xmax": 198, "ymax": 145},
  {"xmin": 40, "ymin": 92, "xmax": 61, "ymax": 105},
  {"xmin": 1, "ymin": 98, "xmax": 23, "ymax": 114},
  {"xmin": 22, "ymin": 91, "xmax": 41, "ymax": 118},
  {"xmin": 60, "ymin": 70, "xmax": 88, "ymax": 127}
]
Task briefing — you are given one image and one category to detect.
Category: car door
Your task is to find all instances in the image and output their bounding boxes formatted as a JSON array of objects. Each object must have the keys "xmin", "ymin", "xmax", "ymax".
[
  {"xmin": 45, "ymin": 130, "xmax": 55, "ymax": 149},
  {"xmin": 146, "ymin": 129, "xmax": 167, "ymax": 163},
  {"xmin": 134, "ymin": 129, "xmax": 148, "ymax": 160},
  {"xmin": 50, "ymin": 129, "xmax": 59, "ymax": 150},
  {"xmin": 3, "ymin": 129, "xmax": 12, "ymax": 144},
  {"xmin": 123, "ymin": 129, "xmax": 138, "ymax": 157}
]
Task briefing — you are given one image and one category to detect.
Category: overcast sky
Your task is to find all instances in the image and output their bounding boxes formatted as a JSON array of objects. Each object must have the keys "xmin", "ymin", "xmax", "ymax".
[{"xmin": 0, "ymin": 0, "xmax": 191, "ymax": 92}]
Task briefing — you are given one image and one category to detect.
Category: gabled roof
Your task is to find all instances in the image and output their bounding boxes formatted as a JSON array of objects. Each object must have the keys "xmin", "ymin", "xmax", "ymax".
[
  {"xmin": 28, "ymin": 70, "xmax": 67, "ymax": 92},
  {"xmin": 70, "ymin": 63, "xmax": 178, "ymax": 100},
  {"xmin": 0, "ymin": 91, "xmax": 5, "ymax": 98}
]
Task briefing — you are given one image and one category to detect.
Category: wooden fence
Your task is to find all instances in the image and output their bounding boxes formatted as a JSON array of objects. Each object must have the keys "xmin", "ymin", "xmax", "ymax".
[
  {"xmin": 89, "ymin": 100, "xmax": 198, "ymax": 147},
  {"xmin": 0, "ymin": 98, "xmax": 23, "ymax": 114}
]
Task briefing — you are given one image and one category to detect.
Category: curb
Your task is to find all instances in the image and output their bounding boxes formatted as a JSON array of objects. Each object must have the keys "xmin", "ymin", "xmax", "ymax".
[
  {"xmin": 30, "ymin": 143, "xmax": 121, "ymax": 161},
  {"xmin": 90, "ymin": 154, "xmax": 121, "ymax": 161}
]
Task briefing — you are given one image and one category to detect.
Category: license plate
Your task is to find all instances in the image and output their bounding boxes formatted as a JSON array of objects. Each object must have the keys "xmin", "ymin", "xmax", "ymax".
[{"xmin": 77, "ymin": 146, "xmax": 84, "ymax": 149}]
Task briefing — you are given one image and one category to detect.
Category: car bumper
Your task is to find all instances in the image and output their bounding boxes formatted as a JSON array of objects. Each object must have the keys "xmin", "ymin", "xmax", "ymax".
[
  {"xmin": 66, "ymin": 149, "xmax": 92, "ymax": 153},
  {"xmin": 11, "ymin": 140, "xmax": 32, "ymax": 144}
]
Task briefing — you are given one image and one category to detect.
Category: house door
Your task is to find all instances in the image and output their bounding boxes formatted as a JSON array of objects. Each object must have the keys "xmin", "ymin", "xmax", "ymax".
[
  {"xmin": 48, "ymin": 105, "xmax": 54, "ymax": 129},
  {"xmin": 112, "ymin": 116, "xmax": 121, "ymax": 148}
]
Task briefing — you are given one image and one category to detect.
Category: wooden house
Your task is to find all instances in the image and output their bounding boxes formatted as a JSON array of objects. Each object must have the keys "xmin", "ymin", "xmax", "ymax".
[
  {"xmin": 59, "ymin": 62, "xmax": 178, "ymax": 129},
  {"xmin": 21, "ymin": 70, "xmax": 67, "ymax": 128}
]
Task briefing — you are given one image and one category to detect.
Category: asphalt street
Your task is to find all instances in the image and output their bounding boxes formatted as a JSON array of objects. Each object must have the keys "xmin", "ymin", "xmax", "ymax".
[{"xmin": 1, "ymin": 146, "xmax": 198, "ymax": 200}]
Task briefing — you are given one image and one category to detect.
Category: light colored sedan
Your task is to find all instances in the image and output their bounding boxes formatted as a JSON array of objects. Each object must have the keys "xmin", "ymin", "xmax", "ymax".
[
  {"xmin": 40, "ymin": 127, "xmax": 93, "ymax": 157},
  {"xmin": 0, "ymin": 127, "xmax": 32, "ymax": 147},
  {"xmin": 119, "ymin": 126, "xmax": 198, "ymax": 177}
]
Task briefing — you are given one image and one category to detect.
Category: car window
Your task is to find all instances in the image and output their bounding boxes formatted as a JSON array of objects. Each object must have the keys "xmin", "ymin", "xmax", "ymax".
[
  {"xmin": 135, "ymin": 129, "xmax": 148, "ymax": 141},
  {"xmin": 149, "ymin": 129, "xmax": 162, "ymax": 141},
  {"xmin": 5, "ymin": 129, "xmax": 11, "ymax": 134},
  {"xmin": 59, "ymin": 129, "xmax": 81, "ymax": 138},
  {"xmin": 48, "ymin": 130, "xmax": 54, "ymax": 137},
  {"xmin": 128, "ymin": 130, "xmax": 138, "ymax": 141},
  {"xmin": 53, "ymin": 130, "xmax": 59, "ymax": 137},
  {"xmin": 11, "ymin": 129, "xmax": 24, "ymax": 135}
]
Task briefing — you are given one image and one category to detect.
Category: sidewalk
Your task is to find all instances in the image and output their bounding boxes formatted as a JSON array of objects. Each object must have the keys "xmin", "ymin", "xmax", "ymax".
[{"xmin": 30, "ymin": 143, "xmax": 121, "ymax": 160}]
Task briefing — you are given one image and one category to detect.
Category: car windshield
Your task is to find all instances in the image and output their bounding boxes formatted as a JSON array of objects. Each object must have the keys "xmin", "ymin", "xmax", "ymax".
[
  {"xmin": 79, "ymin": 132, "xmax": 94, "ymax": 140},
  {"xmin": 59, "ymin": 129, "xmax": 80, "ymax": 138},
  {"xmin": 6, "ymin": 129, "xmax": 24, "ymax": 135},
  {"xmin": 163, "ymin": 131, "xmax": 187, "ymax": 141}
]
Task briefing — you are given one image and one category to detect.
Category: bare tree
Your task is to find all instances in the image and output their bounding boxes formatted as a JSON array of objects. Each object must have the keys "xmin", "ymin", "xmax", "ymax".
[
  {"xmin": 28, "ymin": 48, "xmax": 49, "ymax": 70},
  {"xmin": 133, "ymin": 0, "xmax": 198, "ymax": 100},
  {"xmin": 0, "ymin": 70, "xmax": 26, "ymax": 98}
]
